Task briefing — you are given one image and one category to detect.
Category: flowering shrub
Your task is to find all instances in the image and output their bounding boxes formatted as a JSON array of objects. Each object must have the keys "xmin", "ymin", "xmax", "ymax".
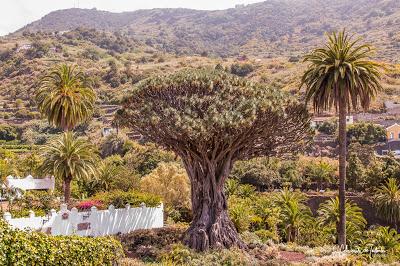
[
  {"xmin": 91, "ymin": 190, "xmax": 161, "ymax": 208},
  {"xmin": 0, "ymin": 220, "xmax": 124, "ymax": 265},
  {"xmin": 76, "ymin": 200, "xmax": 104, "ymax": 211}
]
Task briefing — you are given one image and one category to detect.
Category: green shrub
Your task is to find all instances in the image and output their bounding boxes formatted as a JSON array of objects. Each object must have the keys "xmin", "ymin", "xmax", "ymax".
[
  {"xmin": 118, "ymin": 226, "xmax": 186, "ymax": 261},
  {"xmin": 91, "ymin": 190, "xmax": 161, "ymax": 208},
  {"xmin": 0, "ymin": 220, "xmax": 124, "ymax": 265},
  {"xmin": 8, "ymin": 208, "xmax": 46, "ymax": 218},
  {"xmin": 0, "ymin": 125, "xmax": 17, "ymax": 141},
  {"xmin": 21, "ymin": 190, "xmax": 59, "ymax": 212},
  {"xmin": 231, "ymin": 157, "xmax": 281, "ymax": 189},
  {"xmin": 230, "ymin": 63, "xmax": 255, "ymax": 77},
  {"xmin": 254, "ymin": 229, "xmax": 279, "ymax": 243},
  {"xmin": 347, "ymin": 122, "xmax": 386, "ymax": 145},
  {"xmin": 317, "ymin": 119, "xmax": 337, "ymax": 135},
  {"xmin": 123, "ymin": 142, "xmax": 176, "ymax": 176},
  {"xmin": 228, "ymin": 196, "xmax": 254, "ymax": 233},
  {"xmin": 161, "ymin": 244, "xmax": 256, "ymax": 266}
]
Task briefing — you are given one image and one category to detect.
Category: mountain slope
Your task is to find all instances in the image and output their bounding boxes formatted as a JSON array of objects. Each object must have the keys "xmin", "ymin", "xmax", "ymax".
[{"xmin": 15, "ymin": 0, "xmax": 400, "ymax": 61}]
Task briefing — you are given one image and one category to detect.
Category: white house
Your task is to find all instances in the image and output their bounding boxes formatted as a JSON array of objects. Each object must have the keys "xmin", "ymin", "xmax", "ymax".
[
  {"xmin": 16, "ymin": 44, "xmax": 32, "ymax": 52},
  {"xmin": 5, "ymin": 175, "xmax": 55, "ymax": 191}
]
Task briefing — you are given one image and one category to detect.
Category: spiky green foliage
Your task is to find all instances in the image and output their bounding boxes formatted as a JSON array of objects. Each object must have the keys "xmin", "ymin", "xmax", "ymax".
[
  {"xmin": 373, "ymin": 226, "xmax": 400, "ymax": 251},
  {"xmin": 374, "ymin": 178, "xmax": 400, "ymax": 226},
  {"xmin": 36, "ymin": 64, "xmax": 96, "ymax": 131},
  {"xmin": 274, "ymin": 188, "xmax": 312, "ymax": 242},
  {"xmin": 318, "ymin": 197, "xmax": 366, "ymax": 245},
  {"xmin": 119, "ymin": 68, "xmax": 312, "ymax": 159},
  {"xmin": 304, "ymin": 159, "xmax": 336, "ymax": 190},
  {"xmin": 40, "ymin": 132, "xmax": 98, "ymax": 201},
  {"xmin": 301, "ymin": 30, "xmax": 383, "ymax": 112}
]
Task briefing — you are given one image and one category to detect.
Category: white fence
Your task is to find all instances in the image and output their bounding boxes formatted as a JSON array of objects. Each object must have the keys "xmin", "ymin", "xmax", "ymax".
[{"xmin": 3, "ymin": 203, "xmax": 164, "ymax": 236}]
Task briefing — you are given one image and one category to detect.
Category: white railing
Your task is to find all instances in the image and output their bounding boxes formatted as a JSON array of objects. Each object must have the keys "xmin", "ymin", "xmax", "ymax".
[{"xmin": 3, "ymin": 203, "xmax": 164, "ymax": 236}]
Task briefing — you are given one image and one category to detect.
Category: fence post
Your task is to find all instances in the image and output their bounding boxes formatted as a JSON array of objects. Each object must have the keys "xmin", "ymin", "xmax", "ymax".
[
  {"xmin": 50, "ymin": 209, "xmax": 57, "ymax": 217},
  {"xmin": 3, "ymin": 212, "xmax": 11, "ymax": 221},
  {"xmin": 90, "ymin": 206, "xmax": 98, "ymax": 237},
  {"xmin": 60, "ymin": 203, "xmax": 68, "ymax": 212},
  {"xmin": 71, "ymin": 207, "xmax": 78, "ymax": 235}
]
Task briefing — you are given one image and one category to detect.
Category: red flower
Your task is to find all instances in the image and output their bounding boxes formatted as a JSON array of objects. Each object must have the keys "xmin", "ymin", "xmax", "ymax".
[{"xmin": 76, "ymin": 200, "xmax": 104, "ymax": 210}]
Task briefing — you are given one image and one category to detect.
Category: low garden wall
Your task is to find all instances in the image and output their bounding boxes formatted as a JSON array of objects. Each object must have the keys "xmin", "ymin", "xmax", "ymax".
[{"xmin": 3, "ymin": 203, "xmax": 164, "ymax": 236}]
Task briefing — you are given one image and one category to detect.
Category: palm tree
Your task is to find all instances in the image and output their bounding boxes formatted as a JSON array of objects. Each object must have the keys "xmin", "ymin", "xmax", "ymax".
[
  {"xmin": 40, "ymin": 132, "xmax": 98, "ymax": 203},
  {"xmin": 374, "ymin": 178, "xmax": 400, "ymax": 230},
  {"xmin": 301, "ymin": 30, "xmax": 382, "ymax": 247},
  {"xmin": 36, "ymin": 64, "xmax": 96, "ymax": 131},
  {"xmin": 306, "ymin": 160, "xmax": 336, "ymax": 190},
  {"xmin": 318, "ymin": 197, "xmax": 366, "ymax": 246},
  {"xmin": 274, "ymin": 188, "xmax": 312, "ymax": 242}
]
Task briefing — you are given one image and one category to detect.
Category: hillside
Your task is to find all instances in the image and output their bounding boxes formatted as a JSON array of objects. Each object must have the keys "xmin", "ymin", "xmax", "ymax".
[
  {"xmin": 15, "ymin": 0, "xmax": 400, "ymax": 61},
  {"xmin": 0, "ymin": 0, "xmax": 400, "ymax": 130}
]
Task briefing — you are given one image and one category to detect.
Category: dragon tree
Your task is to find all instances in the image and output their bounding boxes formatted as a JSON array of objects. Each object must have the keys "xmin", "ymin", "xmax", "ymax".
[{"xmin": 117, "ymin": 69, "xmax": 312, "ymax": 251}]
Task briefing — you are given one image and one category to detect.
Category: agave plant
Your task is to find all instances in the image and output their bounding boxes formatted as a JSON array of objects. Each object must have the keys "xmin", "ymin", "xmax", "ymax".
[
  {"xmin": 374, "ymin": 178, "xmax": 400, "ymax": 229},
  {"xmin": 274, "ymin": 188, "xmax": 312, "ymax": 242}
]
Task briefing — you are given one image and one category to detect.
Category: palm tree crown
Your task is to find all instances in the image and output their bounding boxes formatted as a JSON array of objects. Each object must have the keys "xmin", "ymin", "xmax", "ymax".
[
  {"xmin": 301, "ymin": 30, "xmax": 382, "ymax": 112},
  {"xmin": 318, "ymin": 197, "xmax": 366, "ymax": 244},
  {"xmin": 40, "ymin": 132, "xmax": 98, "ymax": 202},
  {"xmin": 274, "ymin": 188, "xmax": 311, "ymax": 242},
  {"xmin": 36, "ymin": 64, "xmax": 96, "ymax": 131},
  {"xmin": 374, "ymin": 178, "xmax": 400, "ymax": 228}
]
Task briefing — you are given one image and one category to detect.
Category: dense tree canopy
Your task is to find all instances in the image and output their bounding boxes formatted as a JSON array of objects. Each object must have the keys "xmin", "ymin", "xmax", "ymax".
[
  {"xmin": 119, "ymin": 69, "xmax": 311, "ymax": 160},
  {"xmin": 347, "ymin": 122, "xmax": 386, "ymax": 145},
  {"xmin": 118, "ymin": 69, "xmax": 312, "ymax": 251}
]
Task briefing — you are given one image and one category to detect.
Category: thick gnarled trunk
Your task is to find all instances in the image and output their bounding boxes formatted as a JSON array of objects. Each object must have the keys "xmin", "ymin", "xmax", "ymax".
[{"xmin": 183, "ymin": 158, "xmax": 244, "ymax": 251}]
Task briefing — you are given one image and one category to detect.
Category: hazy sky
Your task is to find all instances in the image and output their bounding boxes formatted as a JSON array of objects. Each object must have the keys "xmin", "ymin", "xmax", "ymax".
[{"xmin": 0, "ymin": 0, "xmax": 262, "ymax": 36}]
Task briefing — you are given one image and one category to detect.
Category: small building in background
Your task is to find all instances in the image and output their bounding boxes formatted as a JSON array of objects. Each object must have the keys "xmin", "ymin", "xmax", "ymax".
[
  {"xmin": 16, "ymin": 43, "xmax": 32, "ymax": 52},
  {"xmin": 5, "ymin": 175, "xmax": 55, "ymax": 192},
  {"xmin": 101, "ymin": 127, "xmax": 115, "ymax": 137},
  {"xmin": 311, "ymin": 115, "xmax": 353, "ymax": 128},
  {"xmin": 377, "ymin": 123, "xmax": 400, "ymax": 156},
  {"xmin": 1, "ymin": 175, "xmax": 55, "ymax": 200}
]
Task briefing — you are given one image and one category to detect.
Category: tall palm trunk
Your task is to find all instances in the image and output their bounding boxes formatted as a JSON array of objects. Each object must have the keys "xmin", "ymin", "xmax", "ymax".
[
  {"xmin": 63, "ymin": 178, "xmax": 71, "ymax": 204},
  {"xmin": 338, "ymin": 97, "xmax": 347, "ymax": 249}
]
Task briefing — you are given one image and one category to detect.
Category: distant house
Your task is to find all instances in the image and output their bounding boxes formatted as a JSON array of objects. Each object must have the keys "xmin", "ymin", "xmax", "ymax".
[
  {"xmin": 377, "ymin": 123, "xmax": 400, "ymax": 156},
  {"xmin": 16, "ymin": 43, "xmax": 32, "ymax": 52},
  {"xmin": 1, "ymin": 175, "xmax": 55, "ymax": 199},
  {"xmin": 311, "ymin": 115, "xmax": 353, "ymax": 128},
  {"xmin": 311, "ymin": 116, "xmax": 331, "ymax": 128},
  {"xmin": 5, "ymin": 175, "xmax": 55, "ymax": 191},
  {"xmin": 101, "ymin": 127, "xmax": 114, "ymax": 137}
]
